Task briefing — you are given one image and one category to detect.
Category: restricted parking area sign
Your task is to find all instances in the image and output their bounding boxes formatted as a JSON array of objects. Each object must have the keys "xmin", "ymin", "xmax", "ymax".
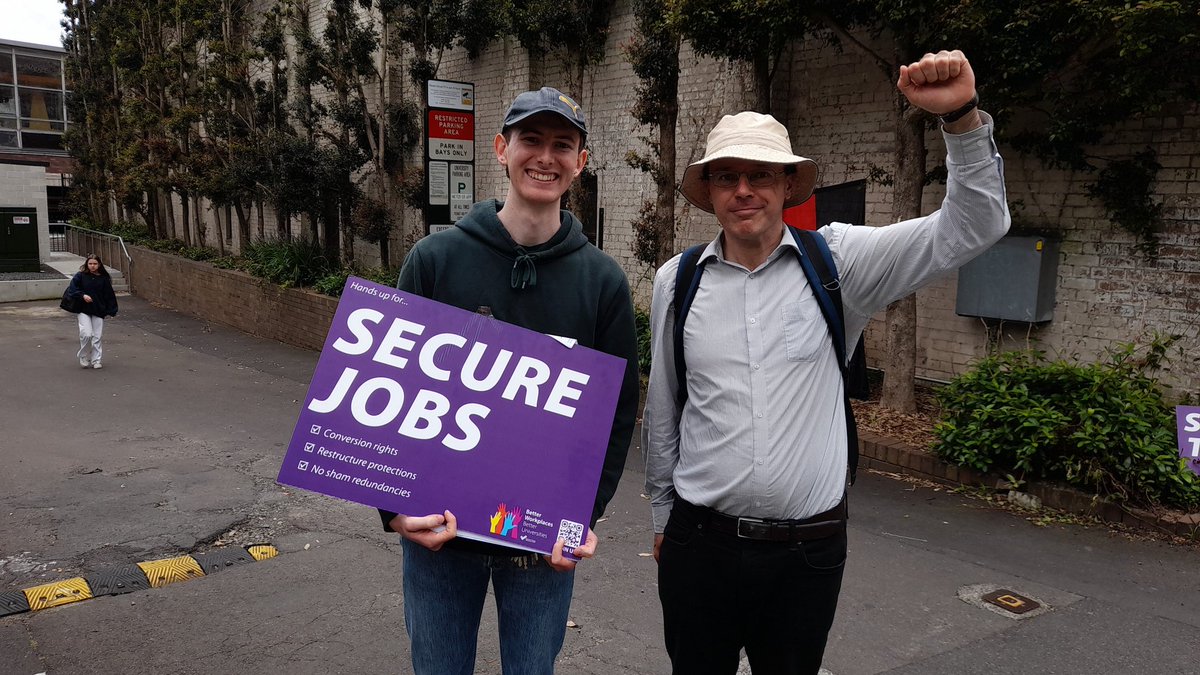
[{"xmin": 425, "ymin": 80, "xmax": 475, "ymax": 235}]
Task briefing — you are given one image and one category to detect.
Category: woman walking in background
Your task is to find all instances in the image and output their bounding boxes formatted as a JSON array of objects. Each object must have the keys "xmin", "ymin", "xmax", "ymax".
[{"xmin": 66, "ymin": 254, "xmax": 118, "ymax": 369}]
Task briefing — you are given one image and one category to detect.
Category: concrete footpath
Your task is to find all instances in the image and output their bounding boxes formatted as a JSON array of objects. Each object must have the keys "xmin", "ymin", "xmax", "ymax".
[{"xmin": 1, "ymin": 294, "xmax": 1197, "ymax": 674}]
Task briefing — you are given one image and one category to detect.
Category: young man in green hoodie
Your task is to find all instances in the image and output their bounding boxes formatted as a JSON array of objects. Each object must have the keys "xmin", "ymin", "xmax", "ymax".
[{"xmin": 378, "ymin": 87, "xmax": 640, "ymax": 675}]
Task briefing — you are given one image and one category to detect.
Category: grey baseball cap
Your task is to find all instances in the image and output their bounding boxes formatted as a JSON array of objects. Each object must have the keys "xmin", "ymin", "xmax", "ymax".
[{"xmin": 502, "ymin": 87, "xmax": 587, "ymax": 141}]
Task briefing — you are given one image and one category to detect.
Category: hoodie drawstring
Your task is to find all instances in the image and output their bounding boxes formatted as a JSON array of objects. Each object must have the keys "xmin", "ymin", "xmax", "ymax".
[{"xmin": 511, "ymin": 248, "xmax": 538, "ymax": 289}]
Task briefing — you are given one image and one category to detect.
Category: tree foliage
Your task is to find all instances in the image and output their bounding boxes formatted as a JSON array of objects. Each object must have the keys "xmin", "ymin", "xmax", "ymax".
[
  {"xmin": 675, "ymin": 0, "xmax": 828, "ymax": 112},
  {"xmin": 625, "ymin": 0, "xmax": 681, "ymax": 267}
]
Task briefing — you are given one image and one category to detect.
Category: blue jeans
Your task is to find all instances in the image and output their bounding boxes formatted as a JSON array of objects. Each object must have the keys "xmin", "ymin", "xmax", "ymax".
[{"xmin": 401, "ymin": 539, "xmax": 575, "ymax": 675}]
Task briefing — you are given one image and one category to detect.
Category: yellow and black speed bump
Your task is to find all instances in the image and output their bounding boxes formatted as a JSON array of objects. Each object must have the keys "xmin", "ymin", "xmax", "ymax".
[
  {"xmin": 85, "ymin": 564, "xmax": 152, "ymax": 596},
  {"xmin": 191, "ymin": 547, "xmax": 256, "ymax": 574},
  {"xmin": 0, "ymin": 543, "xmax": 278, "ymax": 619},
  {"xmin": 24, "ymin": 577, "xmax": 93, "ymax": 610},
  {"xmin": 137, "ymin": 554, "xmax": 205, "ymax": 588},
  {"xmin": 0, "ymin": 590, "xmax": 31, "ymax": 617}
]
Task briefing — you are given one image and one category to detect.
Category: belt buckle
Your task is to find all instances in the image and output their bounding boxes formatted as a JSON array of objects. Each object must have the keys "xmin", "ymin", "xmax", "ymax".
[{"xmin": 736, "ymin": 516, "xmax": 769, "ymax": 539}]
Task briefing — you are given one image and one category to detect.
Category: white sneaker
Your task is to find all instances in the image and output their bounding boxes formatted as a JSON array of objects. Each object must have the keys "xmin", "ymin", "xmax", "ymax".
[
  {"xmin": 92, "ymin": 362, "xmax": 102, "ymax": 369},
  {"xmin": 80, "ymin": 358, "xmax": 90, "ymax": 368}
]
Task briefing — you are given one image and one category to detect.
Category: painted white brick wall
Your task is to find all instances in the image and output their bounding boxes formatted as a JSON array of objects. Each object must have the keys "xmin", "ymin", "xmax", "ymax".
[
  {"xmin": 425, "ymin": 13, "xmax": 1197, "ymax": 394},
  {"xmin": 125, "ymin": 1, "xmax": 1200, "ymax": 395}
]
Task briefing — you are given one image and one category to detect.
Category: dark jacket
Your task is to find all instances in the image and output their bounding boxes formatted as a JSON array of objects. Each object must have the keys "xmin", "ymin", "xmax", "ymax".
[
  {"xmin": 67, "ymin": 271, "xmax": 119, "ymax": 317},
  {"xmin": 379, "ymin": 199, "xmax": 640, "ymax": 556}
]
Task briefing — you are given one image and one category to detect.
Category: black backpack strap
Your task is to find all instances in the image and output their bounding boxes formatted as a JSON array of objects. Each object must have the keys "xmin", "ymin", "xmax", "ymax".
[
  {"xmin": 788, "ymin": 227, "xmax": 859, "ymax": 485},
  {"xmin": 672, "ymin": 244, "xmax": 708, "ymax": 405}
]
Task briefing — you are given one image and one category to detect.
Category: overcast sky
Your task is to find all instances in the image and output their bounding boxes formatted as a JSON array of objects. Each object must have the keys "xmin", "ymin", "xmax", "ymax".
[{"xmin": 2, "ymin": 0, "xmax": 67, "ymax": 48}]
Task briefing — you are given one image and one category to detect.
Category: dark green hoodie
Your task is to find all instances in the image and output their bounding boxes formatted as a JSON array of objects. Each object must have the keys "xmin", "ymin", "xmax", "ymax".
[{"xmin": 379, "ymin": 199, "xmax": 640, "ymax": 556}]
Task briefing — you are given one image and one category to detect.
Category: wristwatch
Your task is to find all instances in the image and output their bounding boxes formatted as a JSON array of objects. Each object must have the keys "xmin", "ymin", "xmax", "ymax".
[{"xmin": 939, "ymin": 93, "xmax": 979, "ymax": 125}]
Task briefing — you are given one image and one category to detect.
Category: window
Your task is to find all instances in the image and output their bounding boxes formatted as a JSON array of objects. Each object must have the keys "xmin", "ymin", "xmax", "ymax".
[
  {"xmin": 19, "ymin": 87, "xmax": 65, "ymax": 124},
  {"xmin": 0, "ymin": 51, "xmax": 12, "ymax": 86},
  {"xmin": 0, "ymin": 49, "xmax": 69, "ymax": 152},
  {"xmin": 0, "ymin": 86, "xmax": 14, "ymax": 116},
  {"xmin": 15, "ymin": 55, "xmax": 61, "ymax": 89}
]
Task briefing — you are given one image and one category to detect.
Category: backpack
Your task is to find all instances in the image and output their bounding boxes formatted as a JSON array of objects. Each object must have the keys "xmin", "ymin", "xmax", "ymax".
[{"xmin": 672, "ymin": 226, "xmax": 859, "ymax": 484}]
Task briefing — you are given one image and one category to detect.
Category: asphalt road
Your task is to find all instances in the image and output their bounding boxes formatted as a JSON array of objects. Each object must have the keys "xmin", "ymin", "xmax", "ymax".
[{"xmin": 1, "ymin": 296, "xmax": 1197, "ymax": 674}]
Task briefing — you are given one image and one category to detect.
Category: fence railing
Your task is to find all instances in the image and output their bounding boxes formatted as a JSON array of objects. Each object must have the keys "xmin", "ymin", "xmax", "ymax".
[
  {"xmin": 65, "ymin": 225, "xmax": 134, "ymax": 291},
  {"xmin": 49, "ymin": 222, "xmax": 68, "ymax": 252}
]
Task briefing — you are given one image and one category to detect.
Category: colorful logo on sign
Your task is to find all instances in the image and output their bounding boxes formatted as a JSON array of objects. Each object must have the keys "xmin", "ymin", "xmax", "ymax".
[
  {"xmin": 1177, "ymin": 406, "xmax": 1200, "ymax": 477},
  {"xmin": 490, "ymin": 503, "xmax": 523, "ymax": 539}
]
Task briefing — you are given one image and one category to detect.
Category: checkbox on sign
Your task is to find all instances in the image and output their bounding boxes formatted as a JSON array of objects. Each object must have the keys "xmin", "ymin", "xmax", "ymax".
[
  {"xmin": 311, "ymin": 424, "xmax": 322, "ymax": 434},
  {"xmin": 304, "ymin": 442, "xmax": 315, "ymax": 452},
  {"xmin": 298, "ymin": 461, "xmax": 309, "ymax": 471}
]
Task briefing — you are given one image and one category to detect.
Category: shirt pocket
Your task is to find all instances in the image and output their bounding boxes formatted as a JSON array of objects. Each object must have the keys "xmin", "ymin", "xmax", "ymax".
[{"xmin": 781, "ymin": 300, "xmax": 822, "ymax": 362}]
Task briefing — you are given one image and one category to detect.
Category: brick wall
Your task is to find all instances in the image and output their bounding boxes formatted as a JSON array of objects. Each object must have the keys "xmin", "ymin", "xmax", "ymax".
[
  {"xmin": 120, "ymin": 1, "xmax": 1200, "ymax": 395},
  {"xmin": 424, "ymin": 12, "xmax": 1198, "ymax": 395},
  {"xmin": 130, "ymin": 246, "xmax": 337, "ymax": 352}
]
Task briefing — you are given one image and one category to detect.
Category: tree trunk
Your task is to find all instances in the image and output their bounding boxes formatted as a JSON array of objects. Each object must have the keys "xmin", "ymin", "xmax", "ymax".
[
  {"xmin": 340, "ymin": 189, "xmax": 354, "ymax": 265},
  {"xmin": 213, "ymin": 204, "xmax": 226, "ymax": 255},
  {"xmin": 145, "ymin": 190, "xmax": 159, "ymax": 238},
  {"xmin": 234, "ymin": 201, "xmax": 250, "ymax": 252},
  {"xmin": 180, "ymin": 190, "xmax": 191, "ymax": 246},
  {"xmin": 163, "ymin": 190, "xmax": 176, "ymax": 240},
  {"xmin": 193, "ymin": 194, "xmax": 204, "ymax": 248},
  {"xmin": 257, "ymin": 200, "xmax": 265, "ymax": 240},
  {"xmin": 879, "ymin": 98, "xmax": 927, "ymax": 414},
  {"xmin": 753, "ymin": 52, "xmax": 772, "ymax": 114},
  {"xmin": 655, "ymin": 49, "xmax": 680, "ymax": 266}
]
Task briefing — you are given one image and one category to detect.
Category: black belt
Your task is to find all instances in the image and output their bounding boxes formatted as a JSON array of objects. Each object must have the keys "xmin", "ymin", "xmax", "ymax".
[{"xmin": 676, "ymin": 497, "xmax": 846, "ymax": 543}]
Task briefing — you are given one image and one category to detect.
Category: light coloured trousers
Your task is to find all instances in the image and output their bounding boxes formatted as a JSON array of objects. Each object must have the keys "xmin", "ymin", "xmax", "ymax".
[{"xmin": 77, "ymin": 313, "xmax": 104, "ymax": 365}]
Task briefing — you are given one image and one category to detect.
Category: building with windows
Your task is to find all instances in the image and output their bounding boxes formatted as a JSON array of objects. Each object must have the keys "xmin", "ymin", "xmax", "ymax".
[{"xmin": 0, "ymin": 38, "xmax": 73, "ymax": 268}]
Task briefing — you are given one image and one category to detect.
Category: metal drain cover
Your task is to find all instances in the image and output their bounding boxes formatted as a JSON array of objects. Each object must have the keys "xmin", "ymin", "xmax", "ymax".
[
  {"xmin": 958, "ymin": 584, "xmax": 1051, "ymax": 620},
  {"xmin": 982, "ymin": 589, "xmax": 1041, "ymax": 614}
]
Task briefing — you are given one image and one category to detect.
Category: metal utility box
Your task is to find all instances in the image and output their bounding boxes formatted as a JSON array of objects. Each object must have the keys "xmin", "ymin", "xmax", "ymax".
[
  {"xmin": 956, "ymin": 235, "xmax": 1060, "ymax": 322},
  {"xmin": 0, "ymin": 207, "xmax": 41, "ymax": 272}
]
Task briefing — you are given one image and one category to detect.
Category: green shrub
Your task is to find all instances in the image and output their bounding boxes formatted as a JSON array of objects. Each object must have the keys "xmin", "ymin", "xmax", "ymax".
[
  {"xmin": 242, "ymin": 238, "xmax": 332, "ymax": 288},
  {"xmin": 634, "ymin": 307, "xmax": 652, "ymax": 376},
  {"xmin": 209, "ymin": 255, "xmax": 239, "ymax": 270},
  {"xmin": 933, "ymin": 335, "xmax": 1199, "ymax": 510},
  {"xmin": 314, "ymin": 265, "xmax": 398, "ymax": 297},
  {"xmin": 314, "ymin": 269, "xmax": 351, "ymax": 297}
]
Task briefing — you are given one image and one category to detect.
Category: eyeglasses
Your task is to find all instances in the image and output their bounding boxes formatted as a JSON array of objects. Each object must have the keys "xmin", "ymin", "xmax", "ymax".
[{"xmin": 706, "ymin": 169, "xmax": 786, "ymax": 189}]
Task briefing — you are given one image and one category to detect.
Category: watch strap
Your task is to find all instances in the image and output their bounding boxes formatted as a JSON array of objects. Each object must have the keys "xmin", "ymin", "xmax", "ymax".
[{"xmin": 939, "ymin": 93, "xmax": 979, "ymax": 125}]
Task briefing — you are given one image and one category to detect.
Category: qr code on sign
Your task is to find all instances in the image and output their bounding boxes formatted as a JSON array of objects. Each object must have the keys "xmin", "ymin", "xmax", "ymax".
[{"xmin": 557, "ymin": 519, "xmax": 585, "ymax": 549}]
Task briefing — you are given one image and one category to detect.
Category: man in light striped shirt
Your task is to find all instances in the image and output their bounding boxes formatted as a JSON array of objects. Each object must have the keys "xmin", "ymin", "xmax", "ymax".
[{"xmin": 642, "ymin": 50, "xmax": 1010, "ymax": 674}]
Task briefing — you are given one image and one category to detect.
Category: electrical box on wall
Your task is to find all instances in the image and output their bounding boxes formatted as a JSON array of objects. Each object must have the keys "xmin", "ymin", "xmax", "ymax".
[
  {"xmin": 0, "ymin": 207, "xmax": 40, "ymax": 272},
  {"xmin": 956, "ymin": 235, "xmax": 1060, "ymax": 322}
]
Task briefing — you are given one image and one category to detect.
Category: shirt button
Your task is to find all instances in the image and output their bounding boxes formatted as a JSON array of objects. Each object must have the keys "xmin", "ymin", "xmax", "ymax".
[
  {"xmin": 753, "ymin": 364, "xmax": 760, "ymax": 370},
  {"xmin": 749, "ymin": 317, "xmax": 757, "ymax": 324},
  {"xmin": 749, "ymin": 273, "xmax": 756, "ymax": 279},
  {"xmin": 756, "ymin": 412, "xmax": 764, "ymax": 418},
  {"xmin": 756, "ymin": 459, "xmax": 764, "ymax": 465}
]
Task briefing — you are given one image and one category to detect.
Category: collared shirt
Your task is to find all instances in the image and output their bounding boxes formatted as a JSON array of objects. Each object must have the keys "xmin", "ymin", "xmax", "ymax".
[{"xmin": 643, "ymin": 114, "xmax": 1010, "ymax": 532}]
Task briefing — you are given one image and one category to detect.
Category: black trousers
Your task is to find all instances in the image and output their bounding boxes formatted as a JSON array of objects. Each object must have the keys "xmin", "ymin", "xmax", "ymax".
[{"xmin": 658, "ymin": 499, "xmax": 847, "ymax": 675}]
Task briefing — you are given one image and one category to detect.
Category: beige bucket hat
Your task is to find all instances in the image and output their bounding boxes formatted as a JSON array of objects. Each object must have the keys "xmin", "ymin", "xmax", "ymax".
[{"xmin": 679, "ymin": 111, "xmax": 819, "ymax": 213}]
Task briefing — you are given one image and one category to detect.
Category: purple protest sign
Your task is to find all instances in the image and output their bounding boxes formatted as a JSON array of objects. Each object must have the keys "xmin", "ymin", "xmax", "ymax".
[
  {"xmin": 1177, "ymin": 406, "xmax": 1200, "ymax": 477},
  {"xmin": 277, "ymin": 277, "xmax": 625, "ymax": 557}
]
